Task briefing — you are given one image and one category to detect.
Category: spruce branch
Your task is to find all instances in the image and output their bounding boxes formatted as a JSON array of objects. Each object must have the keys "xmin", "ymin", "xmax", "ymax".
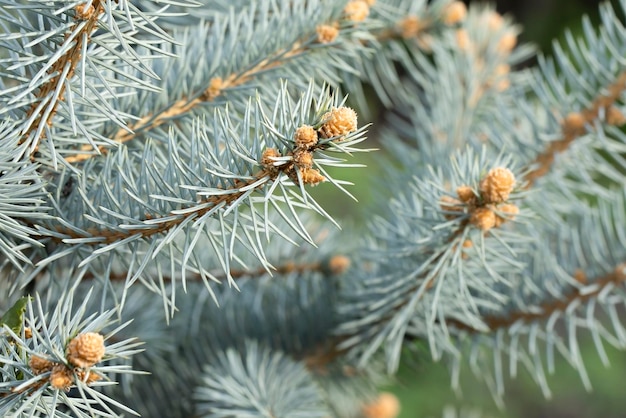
[
  {"xmin": 526, "ymin": 71, "xmax": 626, "ymax": 185},
  {"xmin": 330, "ymin": 148, "xmax": 529, "ymax": 373},
  {"xmin": 1, "ymin": 0, "xmax": 181, "ymax": 163},
  {"xmin": 64, "ymin": 1, "xmax": 375, "ymax": 164},
  {"xmin": 19, "ymin": 0, "xmax": 106, "ymax": 159},
  {"xmin": 446, "ymin": 263, "xmax": 626, "ymax": 334},
  {"xmin": 24, "ymin": 84, "xmax": 369, "ymax": 308},
  {"xmin": 193, "ymin": 342, "xmax": 329, "ymax": 418},
  {"xmin": 329, "ymin": 1, "xmax": 626, "ymax": 385},
  {"xmin": 0, "ymin": 291, "xmax": 143, "ymax": 417},
  {"xmin": 45, "ymin": 102, "xmax": 365, "ymax": 247},
  {"xmin": 86, "ymin": 254, "xmax": 350, "ymax": 283},
  {"xmin": 4, "ymin": 0, "xmax": 626, "ymax": 415}
]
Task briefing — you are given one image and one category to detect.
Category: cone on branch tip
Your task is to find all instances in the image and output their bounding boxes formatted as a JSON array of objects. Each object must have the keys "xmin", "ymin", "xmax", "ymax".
[
  {"xmin": 456, "ymin": 185, "xmax": 475, "ymax": 203},
  {"xmin": 362, "ymin": 392, "xmax": 401, "ymax": 418},
  {"xmin": 316, "ymin": 24, "xmax": 339, "ymax": 44},
  {"xmin": 344, "ymin": 1, "xmax": 370, "ymax": 22},
  {"xmin": 66, "ymin": 332, "xmax": 105, "ymax": 368},
  {"xmin": 294, "ymin": 125, "xmax": 318, "ymax": 148},
  {"xmin": 442, "ymin": 2, "xmax": 467, "ymax": 25},
  {"xmin": 29, "ymin": 355, "xmax": 54, "ymax": 375},
  {"xmin": 479, "ymin": 167, "xmax": 516, "ymax": 204},
  {"xmin": 319, "ymin": 106, "xmax": 358, "ymax": 139}
]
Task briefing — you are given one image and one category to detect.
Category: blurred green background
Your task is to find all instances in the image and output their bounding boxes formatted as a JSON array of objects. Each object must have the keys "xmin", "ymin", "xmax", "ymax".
[{"xmin": 310, "ymin": 1, "xmax": 626, "ymax": 417}]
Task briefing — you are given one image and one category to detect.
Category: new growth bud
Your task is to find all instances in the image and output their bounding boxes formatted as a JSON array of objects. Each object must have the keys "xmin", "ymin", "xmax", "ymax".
[
  {"xmin": 294, "ymin": 125, "xmax": 318, "ymax": 148},
  {"xmin": 29, "ymin": 355, "xmax": 54, "ymax": 375},
  {"xmin": 470, "ymin": 207, "xmax": 497, "ymax": 231},
  {"xmin": 479, "ymin": 167, "xmax": 516, "ymax": 203},
  {"xmin": 261, "ymin": 148, "xmax": 282, "ymax": 172},
  {"xmin": 442, "ymin": 2, "xmax": 467, "ymax": 25},
  {"xmin": 344, "ymin": 1, "xmax": 370, "ymax": 22},
  {"xmin": 50, "ymin": 364, "xmax": 73, "ymax": 391},
  {"xmin": 204, "ymin": 76, "xmax": 225, "ymax": 101},
  {"xmin": 494, "ymin": 203, "xmax": 519, "ymax": 227},
  {"xmin": 362, "ymin": 392, "xmax": 401, "ymax": 418},
  {"xmin": 456, "ymin": 185, "xmax": 475, "ymax": 203},
  {"xmin": 66, "ymin": 332, "xmax": 105, "ymax": 369},
  {"xmin": 299, "ymin": 167, "xmax": 326, "ymax": 185},
  {"xmin": 497, "ymin": 32, "xmax": 517, "ymax": 53},
  {"xmin": 328, "ymin": 255, "xmax": 351, "ymax": 275},
  {"xmin": 316, "ymin": 24, "xmax": 339, "ymax": 44},
  {"xmin": 319, "ymin": 107, "xmax": 358, "ymax": 139}
]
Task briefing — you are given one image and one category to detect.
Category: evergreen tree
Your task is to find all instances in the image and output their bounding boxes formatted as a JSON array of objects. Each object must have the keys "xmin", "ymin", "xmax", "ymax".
[{"xmin": 1, "ymin": 0, "xmax": 625, "ymax": 416}]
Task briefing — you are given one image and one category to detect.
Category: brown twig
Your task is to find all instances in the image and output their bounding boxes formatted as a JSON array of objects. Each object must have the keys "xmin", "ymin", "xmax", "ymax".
[
  {"xmin": 64, "ymin": 42, "xmax": 308, "ymax": 163},
  {"xmin": 20, "ymin": 1, "xmax": 105, "ymax": 158},
  {"xmin": 447, "ymin": 263, "xmax": 626, "ymax": 333},
  {"xmin": 63, "ymin": 8, "xmax": 441, "ymax": 165},
  {"xmin": 55, "ymin": 171, "xmax": 272, "ymax": 243},
  {"xmin": 98, "ymin": 260, "xmax": 323, "ymax": 284},
  {"xmin": 525, "ymin": 71, "xmax": 626, "ymax": 186}
]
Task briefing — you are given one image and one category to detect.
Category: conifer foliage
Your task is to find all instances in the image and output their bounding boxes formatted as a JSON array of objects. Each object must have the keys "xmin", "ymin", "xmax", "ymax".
[{"xmin": 1, "ymin": 0, "xmax": 626, "ymax": 416}]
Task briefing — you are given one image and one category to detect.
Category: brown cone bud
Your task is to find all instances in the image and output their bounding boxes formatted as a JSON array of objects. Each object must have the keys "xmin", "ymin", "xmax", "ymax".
[
  {"xmin": 204, "ymin": 76, "xmax": 225, "ymax": 101},
  {"xmin": 66, "ymin": 332, "xmax": 105, "ymax": 368},
  {"xmin": 480, "ymin": 167, "xmax": 516, "ymax": 203},
  {"xmin": 294, "ymin": 125, "xmax": 318, "ymax": 148},
  {"xmin": 300, "ymin": 168, "xmax": 326, "ymax": 185},
  {"xmin": 29, "ymin": 355, "xmax": 54, "ymax": 375},
  {"xmin": 399, "ymin": 16, "xmax": 422, "ymax": 39},
  {"xmin": 456, "ymin": 185, "xmax": 475, "ymax": 203},
  {"xmin": 442, "ymin": 2, "xmax": 467, "ymax": 25},
  {"xmin": 328, "ymin": 255, "xmax": 351, "ymax": 275},
  {"xmin": 50, "ymin": 364, "xmax": 73, "ymax": 391},
  {"xmin": 293, "ymin": 149, "xmax": 314, "ymax": 169},
  {"xmin": 344, "ymin": 1, "xmax": 370, "ymax": 22},
  {"xmin": 487, "ymin": 11, "xmax": 504, "ymax": 31},
  {"xmin": 494, "ymin": 203, "xmax": 519, "ymax": 226},
  {"xmin": 562, "ymin": 111, "xmax": 587, "ymax": 140},
  {"xmin": 362, "ymin": 392, "xmax": 401, "ymax": 418},
  {"xmin": 606, "ymin": 106, "xmax": 626, "ymax": 126},
  {"xmin": 316, "ymin": 24, "xmax": 339, "ymax": 44},
  {"xmin": 319, "ymin": 107, "xmax": 358, "ymax": 139},
  {"xmin": 261, "ymin": 148, "xmax": 281, "ymax": 171},
  {"xmin": 497, "ymin": 31, "xmax": 517, "ymax": 53},
  {"xmin": 470, "ymin": 207, "xmax": 497, "ymax": 231},
  {"xmin": 76, "ymin": 369, "xmax": 102, "ymax": 385}
]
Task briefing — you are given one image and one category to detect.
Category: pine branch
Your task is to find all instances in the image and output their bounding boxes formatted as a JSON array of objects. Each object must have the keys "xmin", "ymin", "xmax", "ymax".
[
  {"xmin": 64, "ymin": 0, "xmax": 471, "ymax": 165},
  {"xmin": 55, "ymin": 170, "xmax": 274, "ymax": 244}
]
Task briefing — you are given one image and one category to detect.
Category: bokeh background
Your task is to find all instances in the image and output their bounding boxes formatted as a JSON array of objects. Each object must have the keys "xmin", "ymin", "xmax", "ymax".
[{"xmin": 311, "ymin": 1, "xmax": 626, "ymax": 417}]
